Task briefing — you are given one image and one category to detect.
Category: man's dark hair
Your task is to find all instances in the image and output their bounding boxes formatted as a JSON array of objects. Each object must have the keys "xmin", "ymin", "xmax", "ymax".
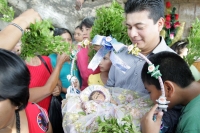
[
  {"xmin": 0, "ymin": 49, "xmax": 30, "ymax": 111},
  {"xmin": 80, "ymin": 17, "xmax": 95, "ymax": 29},
  {"xmin": 125, "ymin": 0, "xmax": 165, "ymax": 24},
  {"xmin": 141, "ymin": 51, "xmax": 194, "ymax": 90}
]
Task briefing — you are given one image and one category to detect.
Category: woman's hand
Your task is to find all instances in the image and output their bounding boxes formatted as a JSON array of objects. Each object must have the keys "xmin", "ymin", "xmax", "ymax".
[
  {"xmin": 52, "ymin": 85, "xmax": 62, "ymax": 96},
  {"xmin": 141, "ymin": 104, "xmax": 163, "ymax": 133},
  {"xmin": 56, "ymin": 53, "xmax": 69, "ymax": 66}
]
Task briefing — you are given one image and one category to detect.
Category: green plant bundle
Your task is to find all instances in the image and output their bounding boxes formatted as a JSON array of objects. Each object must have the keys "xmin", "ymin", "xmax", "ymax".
[
  {"xmin": 96, "ymin": 115, "xmax": 140, "ymax": 133},
  {"xmin": 91, "ymin": 0, "xmax": 131, "ymax": 45},
  {"xmin": 185, "ymin": 18, "xmax": 200, "ymax": 66},
  {"xmin": 0, "ymin": 0, "xmax": 14, "ymax": 22},
  {"xmin": 21, "ymin": 20, "xmax": 71, "ymax": 60}
]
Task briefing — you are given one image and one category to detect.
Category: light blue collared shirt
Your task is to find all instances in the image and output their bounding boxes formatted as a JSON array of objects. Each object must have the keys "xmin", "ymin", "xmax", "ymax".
[{"xmin": 106, "ymin": 37, "xmax": 175, "ymax": 94}]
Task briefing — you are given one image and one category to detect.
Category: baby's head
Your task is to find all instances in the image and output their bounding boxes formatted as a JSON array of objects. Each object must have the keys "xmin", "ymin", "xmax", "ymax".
[{"xmin": 89, "ymin": 90, "xmax": 106, "ymax": 102}]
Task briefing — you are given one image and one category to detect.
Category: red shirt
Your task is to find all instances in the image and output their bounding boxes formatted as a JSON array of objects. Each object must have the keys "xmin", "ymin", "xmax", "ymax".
[
  {"xmin": 25, "ymin": 102, "xmax": 49, "ymax": 133},
  {"xmin": 27, "ymin": 56, "xmax": 53, "ymax": 111}
]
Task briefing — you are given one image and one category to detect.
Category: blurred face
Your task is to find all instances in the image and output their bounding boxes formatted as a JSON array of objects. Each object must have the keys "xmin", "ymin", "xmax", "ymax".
[
  {"xmin": 74, "ymin": 28, "xmax": 83, "ymax": 42},
  {"xmin": 0, "ymin": 99, "xmax": 16, "ymax": 130},
  {"xmin": 12, "ymin": 41, "xmax": 22, "ymax": 55},
  {"xmin": 82, "ymin": 25, "xmax": 92, "ymax": 40},
  {"xmin": 126, "ymin": 11, "xmax": 164, "ymax": 53},
  {"xmin": 91, "ymin": 91, "xmax": 105, "ymax": 102},
  {"xmin": 99, "ymin": 52, "xmax": 112, "ymax": 72},
  {"xmin": 144, "ymin": 82, "xmax": 162, "ymax": 104},
  {"xmin": 61, "ymin": 32, "xmax": 72, "ymax": 44}
]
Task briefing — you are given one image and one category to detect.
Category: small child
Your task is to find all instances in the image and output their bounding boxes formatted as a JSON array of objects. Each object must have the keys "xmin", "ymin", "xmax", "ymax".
[
  {"xmin": 88, "ymin": 52, "xmax": 112, "ymax": 86},
  {"xmin": 141, "ymin": 51, "xmax": 200, "ymax": 133},
  {"xmin": 74, "ymin": 25, "xmax": 83, "ymax": 44}
]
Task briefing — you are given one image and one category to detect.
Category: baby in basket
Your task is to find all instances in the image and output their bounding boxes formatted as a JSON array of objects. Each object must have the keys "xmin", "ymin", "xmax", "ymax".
[{"xmin": 62, "ymin": 85, "xmax": 152, "ymax": 133}]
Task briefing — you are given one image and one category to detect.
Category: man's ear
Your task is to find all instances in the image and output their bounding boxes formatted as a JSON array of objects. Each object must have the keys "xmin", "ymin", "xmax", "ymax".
[
  {"xmin": 157, "ymin": 17, "xmax": 165, "ymax": 32},
  {"xmin": 164, "ymin": 80, "xmax": 175, "ymax": 98}
]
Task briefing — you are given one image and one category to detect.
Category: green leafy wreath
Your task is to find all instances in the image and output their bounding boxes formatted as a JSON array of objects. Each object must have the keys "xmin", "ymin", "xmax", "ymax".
[{"xmin": 21, "ymin": 20, "xmax": 71, "ymax": 60}]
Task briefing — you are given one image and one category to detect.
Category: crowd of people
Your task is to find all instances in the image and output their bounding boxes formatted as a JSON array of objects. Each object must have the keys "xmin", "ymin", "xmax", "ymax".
[{"xmin": 0, "ymin": 0, "xmax": 200, "ymax": 133}]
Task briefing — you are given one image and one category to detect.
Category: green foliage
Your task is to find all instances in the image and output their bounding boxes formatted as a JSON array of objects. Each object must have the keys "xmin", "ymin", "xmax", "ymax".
[
  {"xmin": 88, "ymin": 0, "xmax": 131, "ymax": 61},
  {"xmin": 96, "ymin": 115, "xmax": 140, "ymax": 133},
  {"xmin": 0, "ymin": 0, "xmax": 14, "ymax": 22},
  {"xmin": 91, "ymin": 0, "xmax": 131, "ymax": 45},
  {"xmin": 185, "ymin": 18, "xmax": 200, "ymax": 66},
  {"xmin": 21, "ymin": 20, "xmax": 71, "ymax": 60}
]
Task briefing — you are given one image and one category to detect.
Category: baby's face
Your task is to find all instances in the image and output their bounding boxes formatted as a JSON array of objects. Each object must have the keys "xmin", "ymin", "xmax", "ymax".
[{"xmin": 91, "ymin": 91, "xmax": 105, "ymax": 102}]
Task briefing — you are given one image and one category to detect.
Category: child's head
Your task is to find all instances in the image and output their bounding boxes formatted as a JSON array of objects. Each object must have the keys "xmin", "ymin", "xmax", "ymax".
[
  {"xmin": 80, "ymin": 17, "xmax": 95, "ymax": 40},
  {"xmin": 89, "ymin": 90, "xmax": 106, "ymax": 102},
  {"xmin": 99, "ymin": 52, "xmax": 112, "ymax": 72},
  {"xmin": 171, "ymin": 40, "xmax": 188, "ymax": 58},
  {"xmin": 74, "ymin": 25, "xmax": 83, "ymax": 42},
  {"xmin": 141, "ymin": 51, "xmax": 194, "ymax": 108}
]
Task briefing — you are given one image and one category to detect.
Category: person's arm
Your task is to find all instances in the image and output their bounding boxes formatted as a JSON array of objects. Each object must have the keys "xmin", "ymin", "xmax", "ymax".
[
  {"xmin": 141, "ymin": 104, "xmax": 163, "ymax": 133},
  {"xmin": 29, "ymin": 53, "xmax": 68, "ymax": 103},
  {"xmin": 46, "ymin": 121, "xmax": 53, "ymax": 133},
  {"xmin": 0, "ymin": 9, "xmax": 41, "ymax": 50}
]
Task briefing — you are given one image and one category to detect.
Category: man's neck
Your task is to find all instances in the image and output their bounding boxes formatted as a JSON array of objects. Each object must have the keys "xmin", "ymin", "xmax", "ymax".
[{"xmin": 141, "ymin": 37, "xmax": 161, "ymax": 56}]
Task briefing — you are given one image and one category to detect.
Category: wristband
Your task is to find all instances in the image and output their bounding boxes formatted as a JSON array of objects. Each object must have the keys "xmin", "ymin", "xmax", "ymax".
[{"xmin": 10, "ymin": 23, "xmax": 24, "ymax": 35}]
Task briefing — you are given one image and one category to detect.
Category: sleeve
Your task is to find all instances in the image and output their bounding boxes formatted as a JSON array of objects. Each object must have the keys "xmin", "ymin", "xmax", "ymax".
[
  {"xmin": 48, "ymin": 53, "xmax": 57, "ymax": 68},
  {"xmin": 106, "ymin": 64, "xmax": 115, "ymax": 87}
]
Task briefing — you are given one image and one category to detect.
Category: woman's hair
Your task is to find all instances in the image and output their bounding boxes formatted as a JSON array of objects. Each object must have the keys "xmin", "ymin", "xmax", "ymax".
[
  {"xmin": 0, "ymin": 49, "xmax": 30, "ymax": 111},
  {"xmin": 53, "ymin": 28, "xmax": 73, "ymax": 40},
  {"xmin": 125, "ymin": 0, "xmax": 165, "ymax": 24},
  {"xmin": 80, "ymin": 17, "xmax": 95, "ymax": 29},
  {"xmin": 170, "ymin": 40, "xmax": 188, "ymax": 55},
  {"xmin": 141, "ymin": 51, "xmax": 194, "ymax": 90},
  {"xmin": 89, "ymin": 90, "xmax": 105, "ymax": 100}
]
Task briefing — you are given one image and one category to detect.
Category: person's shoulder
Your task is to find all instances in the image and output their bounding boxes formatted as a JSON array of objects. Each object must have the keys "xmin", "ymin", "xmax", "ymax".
[{"xmin": 48, "ymin": 53, "xmax": 57, "ymax": 59}]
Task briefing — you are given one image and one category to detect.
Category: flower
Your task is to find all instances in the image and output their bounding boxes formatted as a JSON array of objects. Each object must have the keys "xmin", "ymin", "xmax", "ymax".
[
  {"xmin": 174, "ymin": 21, "xmax": 180, "ymax": 28},
  {"xmin": 126, "ymin": 94, "xmax": 133, "ymax": 103},
  {"xmin": 165, "ymin": 15, "xmax": 171, "ymax": 22},
  {"xmin": 162, "ymin": 1, "xmax": 182, "ymax": 46},
  {"xmin": 175, "ymin": 14, "xmax": 179, "ymax": 20},
  {"xmin": 166, "ymin": 1, "xmax": 171, "ymax": 8},
  {"xmin": 170, "ymin": 33, "xmax": 174, "ymax": 39},
  {"xmin": 148, "ymin": 64, "xmax": 155, "ymax": 72},
  {"xmin": 127, "ymin": 45, "xmax": 134, "ymax": 53}
]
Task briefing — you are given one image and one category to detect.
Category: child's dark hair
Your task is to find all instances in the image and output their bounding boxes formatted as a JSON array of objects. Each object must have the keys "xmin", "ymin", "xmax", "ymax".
[
  {"xmin": 80, "ymin": 17, "xmax": 95, "ymax": 29},
  {"xmin": 171, "ymin": 40, "xmax": 188, "ymax": 55},
  {"xmin": 141, "ymin": 51, "xmax": 194, "ymax": 90},
  {"xmin": 124, "ymin": 0, "xmax": 164, "ymax": 24},
  {"xmin": 75, "ymin": 25, "xmax": 81, "ymax": 30}
]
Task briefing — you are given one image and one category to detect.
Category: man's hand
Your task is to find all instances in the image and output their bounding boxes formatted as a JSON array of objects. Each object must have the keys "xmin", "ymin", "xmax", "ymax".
[{"xmin": 141, "ymin": 104, "xmax": 163, "ymax": 133}]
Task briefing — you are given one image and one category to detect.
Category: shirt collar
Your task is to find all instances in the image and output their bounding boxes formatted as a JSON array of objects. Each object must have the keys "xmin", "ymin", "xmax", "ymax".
[{"xmin": 152, "ymin": 36, "xmax": 168, "ymax": 54}]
